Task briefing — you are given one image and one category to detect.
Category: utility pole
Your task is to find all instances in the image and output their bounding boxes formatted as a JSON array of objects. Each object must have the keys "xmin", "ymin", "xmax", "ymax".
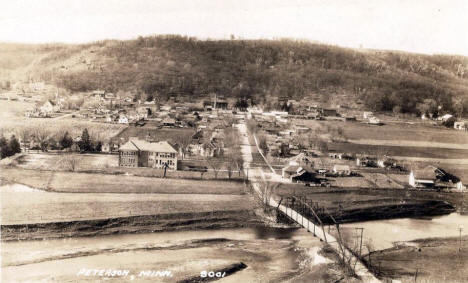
[
  {"xmin": 355, "ymin": 227, "xmax": 364, "ymax": 258},
  {"xmin": 459, "ymin": 225, "xmax": 464, "ymax": 252}
]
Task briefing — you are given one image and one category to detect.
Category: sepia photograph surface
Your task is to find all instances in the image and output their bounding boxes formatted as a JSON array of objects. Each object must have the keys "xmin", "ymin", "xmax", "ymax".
[{"xmin": 1, "ymin": 1, "xmax": 468, "ymax": 282}]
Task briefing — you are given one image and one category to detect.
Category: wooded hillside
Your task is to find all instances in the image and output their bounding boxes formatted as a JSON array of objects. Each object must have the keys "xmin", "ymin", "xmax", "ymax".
[{"xmin": 1, "ymin": 35, "xmax": 468, "ymax": 115}]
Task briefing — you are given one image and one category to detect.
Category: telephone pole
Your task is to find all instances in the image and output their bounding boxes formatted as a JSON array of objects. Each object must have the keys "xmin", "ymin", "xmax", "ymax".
[
  {"xmin": 355, "ymin": 227, "xmax": 364, "ymax": 258},
  {"xmin": 459, "ymin": 226, "xmax": 464, "ymax": 252}
]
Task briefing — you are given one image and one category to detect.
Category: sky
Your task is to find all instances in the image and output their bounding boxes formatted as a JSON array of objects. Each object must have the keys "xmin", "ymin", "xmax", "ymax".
[{"xmin": 1, "ymin": 0, "xmax": 468, "ymax": 55}]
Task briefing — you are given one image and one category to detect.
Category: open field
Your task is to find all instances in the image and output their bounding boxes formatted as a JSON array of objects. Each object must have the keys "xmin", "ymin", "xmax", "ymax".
[
  {"xmin": 16, "ymin": 153, "xmax": 118, "ymax": 170},
  {"xmin": 14, "ymin": 153, "xmax": 247, "ymax": 180},
  {"xmin": 369, "ymin": 236, "xmax": 468, "ymax": 283},
  {"xmin": 294, "ymin": 118, "xmax": 468, "ymax": 145},
  {"xmin": 0, "ymin": 99, "xmax": 35, "ymax": 120},
  {"xmin": 274, "ymin": 186, "xmax": 457, "ymax": 224},
  {"xmin": 329, "ymin": 141, "xmax": 468, "ymax": 159},
  {"xmin": 0, "ymin": 183, "xmax": 254, "ymax": 225},
  {"xmin": 0, "ymin": 167, "xmax": 247, "ymax": 194}
]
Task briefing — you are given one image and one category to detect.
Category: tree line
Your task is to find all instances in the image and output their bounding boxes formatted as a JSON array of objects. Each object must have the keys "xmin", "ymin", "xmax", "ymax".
[{"xmin": 0, "ymin": 135, "xmax": 21, "ymax": 159}]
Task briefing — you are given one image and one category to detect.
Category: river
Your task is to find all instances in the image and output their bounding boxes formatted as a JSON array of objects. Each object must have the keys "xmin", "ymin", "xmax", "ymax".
[
  {"xmin": 339, "ymin": 212, "xmax": 468, "ymax": 251},
  {"xmin": 3, "ymin": 227, "xmax": 334, "ymax": 282}
]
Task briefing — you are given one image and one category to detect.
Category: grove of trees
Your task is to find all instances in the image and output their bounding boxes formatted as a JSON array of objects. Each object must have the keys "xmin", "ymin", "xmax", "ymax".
[{"xmin": 0, "ymin": 135, "xmax": 21, "ymax": 159}]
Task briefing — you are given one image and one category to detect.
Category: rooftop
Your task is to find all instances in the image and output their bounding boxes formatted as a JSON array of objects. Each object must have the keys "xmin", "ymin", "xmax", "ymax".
[
  {"xmin": 120, "ymin": 138, "xmax": 177, "ymax": 153},
  {"xmin": 413, "ymin": 166, "xmax": 438, "ymax": 180}
]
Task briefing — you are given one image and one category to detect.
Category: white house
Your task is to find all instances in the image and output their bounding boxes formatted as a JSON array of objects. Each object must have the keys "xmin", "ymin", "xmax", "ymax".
[
  {"xmin": 454, "ymin": 121, "xmax": 467, "ymax": 131},
  {"xmin": 439, "ymin": 114, "xmax": 454, "ymax": 122},
  {"xmin": 40, "ymin": 100, "xmax": 60, "ymax": 115},
  {"xmin": 333, "ymin": 164, "xmax": 351, "ymax": 176},
  {"xmin": 118, "ymin": 115, "xmax": 129, "ymax": 124},
  {"xmin": 363, "ymin": 111, "xmax": 374, "ymax": 119},
  {"xmin": 368, "ymin": 117, "xmax": 381, "ymax": 125},
  {"xmin": 409, "ymin": 166, "xmax": 438, "ymax": 187}
]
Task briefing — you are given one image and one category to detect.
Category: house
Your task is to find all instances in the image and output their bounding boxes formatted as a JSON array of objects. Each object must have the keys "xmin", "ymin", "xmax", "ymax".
[
  {"xmin": 294, "ymin": 125, "xmax": 310, "ymax": 134},
  {"xmin": 454, "ymin": 121, "xmax": 467, "ymax": 131},
  {"xmin": 356, "ymin": 156, "xmax": 378, "ymax": 167},
  {"xmin": 104, "ymin": 93, "xmax": 116, "ymax": 100},
  {"xmin": 322, "ymin": 108, "xmax": 338, "ymax": 117},
  {"xmin": 118, "ymin": 115, "xmax": 129, "ymax": 124},
  {"xmin": 282, "ymin": 164, "xmax": 303, "ymax": 179},
  {"xmin": 91, "ymin": 90, "xmax": 106, "ymax": 98},
  {"xmin": 368, "ymin": 117, "xmax": 381, "ymax": 125},
  {"xmin": 333, "ymin": 164, "xmax": 351, "ymax": 176},
  {"xmin": 162, "ymin": 118, "xmax": 176, "ymax": 127},
  {"xmin": 291, "ymin": 169, "xmax": 319, "ymax": 184},
  {"xmin": 363, "ymin": 111, "xmax": 374, "ymax": 119},
  {"xmin": 40, "ymin": 100, "xmax": 60, "ymax": 115},
  {"xmin": 101, "ymin": 142, "xmax": 111, "ymax": 153},
  {"xmin": 306, "ymin": 112, "xmax": 322, "ymax": 120},
  {"xmin": 377, "ymin": 156, "xmax": 397, "ymax": 168},
  {"xmin": 137, "ymin": 107, "xmax": 150, "ymax": 119},
  {"xmin": 409, "ymin": 166, "xmax": 438, "ymax": 188},
  {"xmin": 439, "ymin": 114, "xmax": 454, "ymax": 122},
  {"xmin": 119, "ymin": 138, "xmax": 178, "ymax": 170}
]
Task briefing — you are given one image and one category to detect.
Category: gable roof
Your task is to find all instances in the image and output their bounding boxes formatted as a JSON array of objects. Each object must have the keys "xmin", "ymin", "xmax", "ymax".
[
  {"xmin": 283, "ymin": 164, "xmax": 302, "ymax": 173},
  {"xmin": 333, "ymin": 164, "xmax": 350, "ymax": 171},
  {"xmin": 121, "ymin": 138, "xmax": 177, "ymax": 153},
  {"xmin": 119, "ymin": 141, "xmax": 139, "ymax": 151},
  {"xmin": 413, "ymin": 166, "xmax": 438, "ymax": 180}
]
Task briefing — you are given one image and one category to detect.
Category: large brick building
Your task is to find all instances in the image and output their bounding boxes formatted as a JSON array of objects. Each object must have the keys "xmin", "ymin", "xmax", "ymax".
[{"xmin": 119, "ymin": 138, "xmax": 178, "ymax": 170}]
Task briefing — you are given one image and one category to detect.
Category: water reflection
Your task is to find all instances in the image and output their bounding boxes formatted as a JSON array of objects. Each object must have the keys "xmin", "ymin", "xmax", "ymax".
[{"xmin": 252, "ymin": 226, "xmax": 299, "ymax": 239}]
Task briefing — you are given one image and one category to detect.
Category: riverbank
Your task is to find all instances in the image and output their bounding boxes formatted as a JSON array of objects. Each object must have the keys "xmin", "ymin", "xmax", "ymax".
[
  {"xmin": 1, "ymin": 210, "xmax": 260, "ymax": 241},
  {"xmin": 367, "ymin": 236, "xmax": 468, "ymax": 283},
  {"xmin": 275, "ymin": 187, "xmax": 456, "ymax": 225}
]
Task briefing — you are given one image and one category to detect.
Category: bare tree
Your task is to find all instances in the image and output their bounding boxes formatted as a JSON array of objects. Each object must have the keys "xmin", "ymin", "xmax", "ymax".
[
  {"xmin": 60, "ymin": 155, "xmax": 82, "ymax": 172},
  {"xmin": 334, "ymin": 225, "xmax": 357, "ymax": 276},
  {"xmin": 16, "ymin": 127, "xmax": 32, "ymax": 144},
  {"xmin": 233, "ymin": 154, "xmax": 244, "ymax": 177},
  {"xmin": 364, "ymin": 238, "xmax": 375, "ymax": 268},
  {"xmin": 33, "ymin": 128, "xmax": 50, "ymax": 152},
  {"xmin": 260, "ymin": 180, "xmax": 280, "ymax": 210},
  {"xmin": 206, "ymin": 156, "xmax": 224, "ymax": 179},
  {"xmin": 173, "ymin": 130, "xmax": 195, "ymax": 159},
  {"xmin": 224, "ymin": 128, "xmax": 240, "ymax": 149},
  {"xmin": 225, "ymin": 155, "xmax": 235, "ymax": 179}
]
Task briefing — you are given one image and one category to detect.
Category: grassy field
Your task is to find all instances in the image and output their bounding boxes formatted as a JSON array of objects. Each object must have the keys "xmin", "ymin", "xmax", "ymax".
[
  {"xmin": 0, "ymin": 183, "xmax": 255, "ymax": 225},
  {"xmin": 16, "ymin": 153, "xmax": 118, "ymax": 170},
  {"xmin": 294, "ymin": 118, "xmax": 468, "ymax": 145},
  {"xmin": 369, "ymin": 236, "xmax": 468, "ymax": 283},
  {"xmin": 0, "ymin": 167, "xmax": 247, "ymax": 194},
  {"xmin": 328, "ymin": 141, "xmax": 468, "ymax": 159},
  {"xmin": 0, "ymin": 99, "xmax": 34, "ymax": 120},
  {"xmin": 274, "ymin": 185, "xmax": 458, "ymax": 224},
  {"xmin": 15, "ymin": 153, "xmax": 247, "ymax": 180}
]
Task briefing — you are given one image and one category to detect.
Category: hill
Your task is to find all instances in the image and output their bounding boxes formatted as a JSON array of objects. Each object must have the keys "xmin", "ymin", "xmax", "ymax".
[{"xmin": 1, "ymin": 35, "xmax": 468, "ymax": 115}]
